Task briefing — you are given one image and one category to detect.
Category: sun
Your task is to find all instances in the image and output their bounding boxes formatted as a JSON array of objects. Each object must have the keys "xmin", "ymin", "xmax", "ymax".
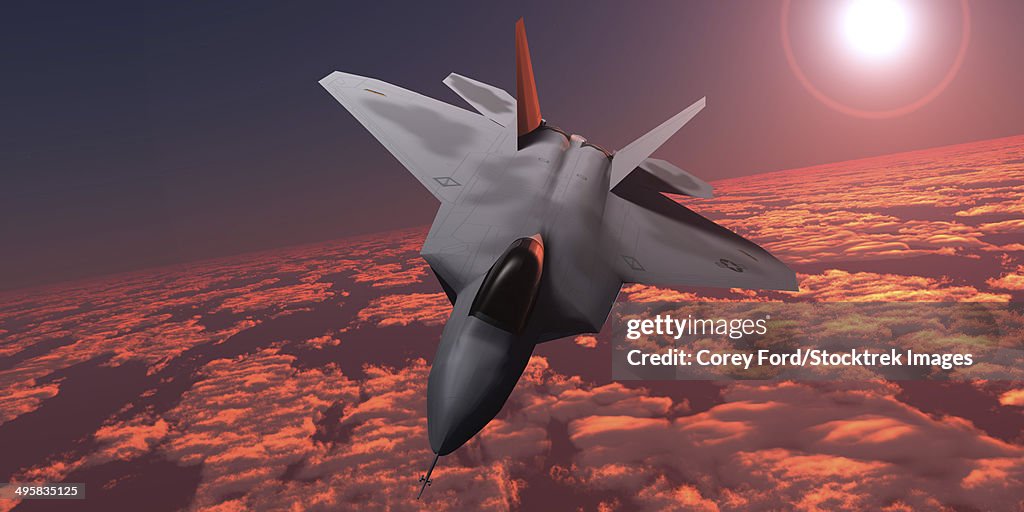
[{"xmin": 841, "ymin": 0, "xmax": 911, "ymax": 59}]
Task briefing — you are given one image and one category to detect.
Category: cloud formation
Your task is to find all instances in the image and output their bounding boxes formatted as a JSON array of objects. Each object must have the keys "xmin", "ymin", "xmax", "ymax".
[{"xmin": 1, "ymin": 137, "xmax": 1023, "ymax": 510}]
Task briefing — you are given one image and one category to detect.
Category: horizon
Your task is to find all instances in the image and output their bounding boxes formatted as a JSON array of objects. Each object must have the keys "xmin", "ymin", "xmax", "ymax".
[{"xmin": 4, "ymin": 131, "xmax": 1020, "ymax": 294}]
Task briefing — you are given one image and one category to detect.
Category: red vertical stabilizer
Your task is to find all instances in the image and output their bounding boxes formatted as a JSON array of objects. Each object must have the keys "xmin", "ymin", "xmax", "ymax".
[{"xmin": 515, "ymin": 18, "xmax": 542, "ymax": 139}]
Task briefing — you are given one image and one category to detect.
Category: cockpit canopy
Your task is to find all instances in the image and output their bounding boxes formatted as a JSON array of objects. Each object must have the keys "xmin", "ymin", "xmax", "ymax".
[{"xmin": 470, "ymin": 237, "xmax": 544, "ymax": 334}]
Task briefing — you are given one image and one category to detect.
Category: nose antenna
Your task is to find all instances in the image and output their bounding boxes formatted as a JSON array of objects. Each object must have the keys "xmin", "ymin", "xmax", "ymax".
[{"xmin": 416, "ymin": 453, "xmax": 441, "ymax": 499}]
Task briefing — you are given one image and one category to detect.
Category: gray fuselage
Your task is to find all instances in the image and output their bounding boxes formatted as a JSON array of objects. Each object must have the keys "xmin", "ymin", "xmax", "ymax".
[{"xmin": 427, "ymin": 127, "xmax": 622, "ymax": 455}]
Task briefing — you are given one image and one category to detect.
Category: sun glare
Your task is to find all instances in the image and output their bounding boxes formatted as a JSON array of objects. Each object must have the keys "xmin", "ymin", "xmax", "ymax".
[{"xmin": 841, "ymin": 0, "xmax": 911, "ymax": 60}]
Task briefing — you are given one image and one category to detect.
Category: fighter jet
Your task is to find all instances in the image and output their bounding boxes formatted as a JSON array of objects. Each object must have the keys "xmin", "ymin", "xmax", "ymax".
[{"xmin": 320, "ymin": 18, "xmax": 797, "ymax": 498}]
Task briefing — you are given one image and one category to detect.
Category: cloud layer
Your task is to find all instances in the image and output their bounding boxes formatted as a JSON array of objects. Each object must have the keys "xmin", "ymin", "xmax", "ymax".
[{"xmin": 2, "ymin": 137, "xmax": 1023, "ymax": 510}]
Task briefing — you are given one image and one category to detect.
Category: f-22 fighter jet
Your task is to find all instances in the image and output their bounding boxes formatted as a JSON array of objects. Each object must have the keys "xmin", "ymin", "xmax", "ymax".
[{"xmin": 319, "ymin": 18, "xmax": 797, "ymax": 498}]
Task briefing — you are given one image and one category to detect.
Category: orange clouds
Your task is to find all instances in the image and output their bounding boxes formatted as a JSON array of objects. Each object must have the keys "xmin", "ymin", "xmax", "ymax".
[
  {"xmin": 674, "ymin": 136, "xmax": 1024, "ymax": 304},
  {"xmin": 559, "ymin": 380, "xmax": 1024, "ymax": 510},
  {"xmin": 569, "ymin": 416, "xmax": 668, "ymax": 439},
  {"xmin": 795, "ymin": 269, "xmax": 1012, "ymax": 301},
  {"xmin": 92, "ymin": 416, "xmax": 171, "ymax": 462},
  {"xmin": 304, "ymin": 335, "xmax": 341, "ymax": 349},
  {"xmin": 161, "ymin": 349, "xmax": 357, "ymax": 509},
  {"xmin": 351, "ymin": 261, "xmax": 428, "ymax": 288},
  {"xmin": 356, "ymin": 292, "xmax": 450, "ymax": 327},
  {"xmin": 814, "ymin": 416, "xmax": 915, "ymax": 444},
  {"xmin": 987, "ymin": 266, "xmax": 1024, "ymax": 291},
  {"xmin": 634, "ymin": 476, "xmax": 720, "ymax": 512},
  {"xmin": 214, "ymin": 281, "xmax": 335, "ymax": 314},
  {"xmin": 0, "ymin": 380, "xmax": 60, "ymax": 425},
  {"xmin": 1, "ymin": 136, "xmax": 1023, "ymax": 511},
  {"xmin": 956, "ymin": 201, "xmax": 1024, "ymax": 218},
  {"xmin": 978, "ymin": 219, "xmax": 1024, "ymax": 234},
  {"xmin": 999, "ymin": 389, "xmax": 1024, "ymax": 407},
  {"xmin": 961, "ymin": 458, "xmax": 1024, "ymax": 490},
  {"xmin": 621, "ymin": 284, "xmax": 757, "ymax": 303},
  {"xmin": 0, "ymin": 226, "xmax": 431, "ymax": 431},
  {"xmin": 621, "ymin": 267, "xmax": 1014, "ymax": 304}
]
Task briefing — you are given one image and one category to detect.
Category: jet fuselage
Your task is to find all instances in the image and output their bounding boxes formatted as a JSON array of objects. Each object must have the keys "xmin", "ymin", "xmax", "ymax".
[
  {"xmin": 319, "ymin": 19, "xmax": 798, "ymax": 497},
  {"xmin": 427, "ymin": 126, "xmax": 621, "ymax": 456}
]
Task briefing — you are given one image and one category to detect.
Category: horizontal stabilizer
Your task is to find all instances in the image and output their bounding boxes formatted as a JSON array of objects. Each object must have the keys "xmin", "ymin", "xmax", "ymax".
[
  {"xmin": 443, "ymin": 73, "xmax": 516, "ymax": 128},
  {"xmin": 613, "ymin": 158, "xmax": 714, "ymax": 199},
  {"xmin": 443, "ymin": 73, "xmax": 516, "ymax": 154},
  {"xmin": 609, "ymin": 97, "xmax": 706, "ymax": 189}
]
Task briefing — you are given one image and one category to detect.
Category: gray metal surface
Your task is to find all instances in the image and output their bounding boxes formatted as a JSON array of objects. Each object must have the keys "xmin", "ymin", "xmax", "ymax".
[
  {"xmin": 319, "ymin": 21, "xmax": 797, "ymax": 484},
  {"xmin": 608, "ymin": 97, "xmax": 706, "ymax": 189},
  {"xmin": 602, "ymin": 183, "xmax": 798, "ymax": 291},
  {"xmin": 442, "ymin": 73, "xmax": 516, "ymax": 128},
  {"xmin": 633, "ymin": 158, "xmax": 715, "ymax": 199},
  {"xmin": 427, "ymin": 275, "xmax": 535, "ymax": 456},
  {"xmin": 319, "ymin": 71, "xmax": 510, "ymax": 204}
]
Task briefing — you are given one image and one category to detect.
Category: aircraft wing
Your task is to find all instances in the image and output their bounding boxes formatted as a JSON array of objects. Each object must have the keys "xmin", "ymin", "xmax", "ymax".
[
  {"xmin": 319, "ymin": 71, "xmax": 511, "ymax": 204},
  {"xmin": 603, "ymin": 184, "xmax": 798, "ymax": 291}
]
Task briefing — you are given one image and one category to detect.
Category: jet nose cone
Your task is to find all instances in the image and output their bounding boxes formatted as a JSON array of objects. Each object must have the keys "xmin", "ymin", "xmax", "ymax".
[
  {"xmin": 427, "ymin": 394, "xmax": 464, "ymax": 455},
  {"xmin": 427, "ymin": 316, "xmax": 534, "ymax": 455}
]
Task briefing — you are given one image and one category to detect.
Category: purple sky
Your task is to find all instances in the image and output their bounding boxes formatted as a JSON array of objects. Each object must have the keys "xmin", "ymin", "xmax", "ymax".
[{"xmin": 3, "ymin": 0, "xmax": 1023, "ymax": 290}]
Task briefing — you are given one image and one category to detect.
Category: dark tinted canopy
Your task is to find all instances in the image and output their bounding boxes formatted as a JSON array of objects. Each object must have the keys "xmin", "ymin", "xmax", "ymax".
[{"xmin": 470, "ymin": 237, "xmax": 544, "ymax": 334}]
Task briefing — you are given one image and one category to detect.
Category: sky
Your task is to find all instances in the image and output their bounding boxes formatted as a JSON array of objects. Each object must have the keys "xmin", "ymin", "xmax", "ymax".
[{"xmin": 3, "ymin": 0, "xmax": 1024, "ymax": 290}]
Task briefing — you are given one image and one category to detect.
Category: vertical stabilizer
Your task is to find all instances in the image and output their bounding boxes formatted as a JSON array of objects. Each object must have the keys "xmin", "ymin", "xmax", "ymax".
[{"xmin": 515, "ymin": 18, "xmax": 542, "ymax": 140}]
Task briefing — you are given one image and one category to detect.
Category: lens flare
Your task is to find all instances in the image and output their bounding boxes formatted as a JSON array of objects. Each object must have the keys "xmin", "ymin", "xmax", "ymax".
[
  {"xmin": 782, "ymin": 0, "xmax": 970, "ymax": 119},
  {"xmin": 841, "ymin": 0, "xmax": 910, "ymax": 59}
]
